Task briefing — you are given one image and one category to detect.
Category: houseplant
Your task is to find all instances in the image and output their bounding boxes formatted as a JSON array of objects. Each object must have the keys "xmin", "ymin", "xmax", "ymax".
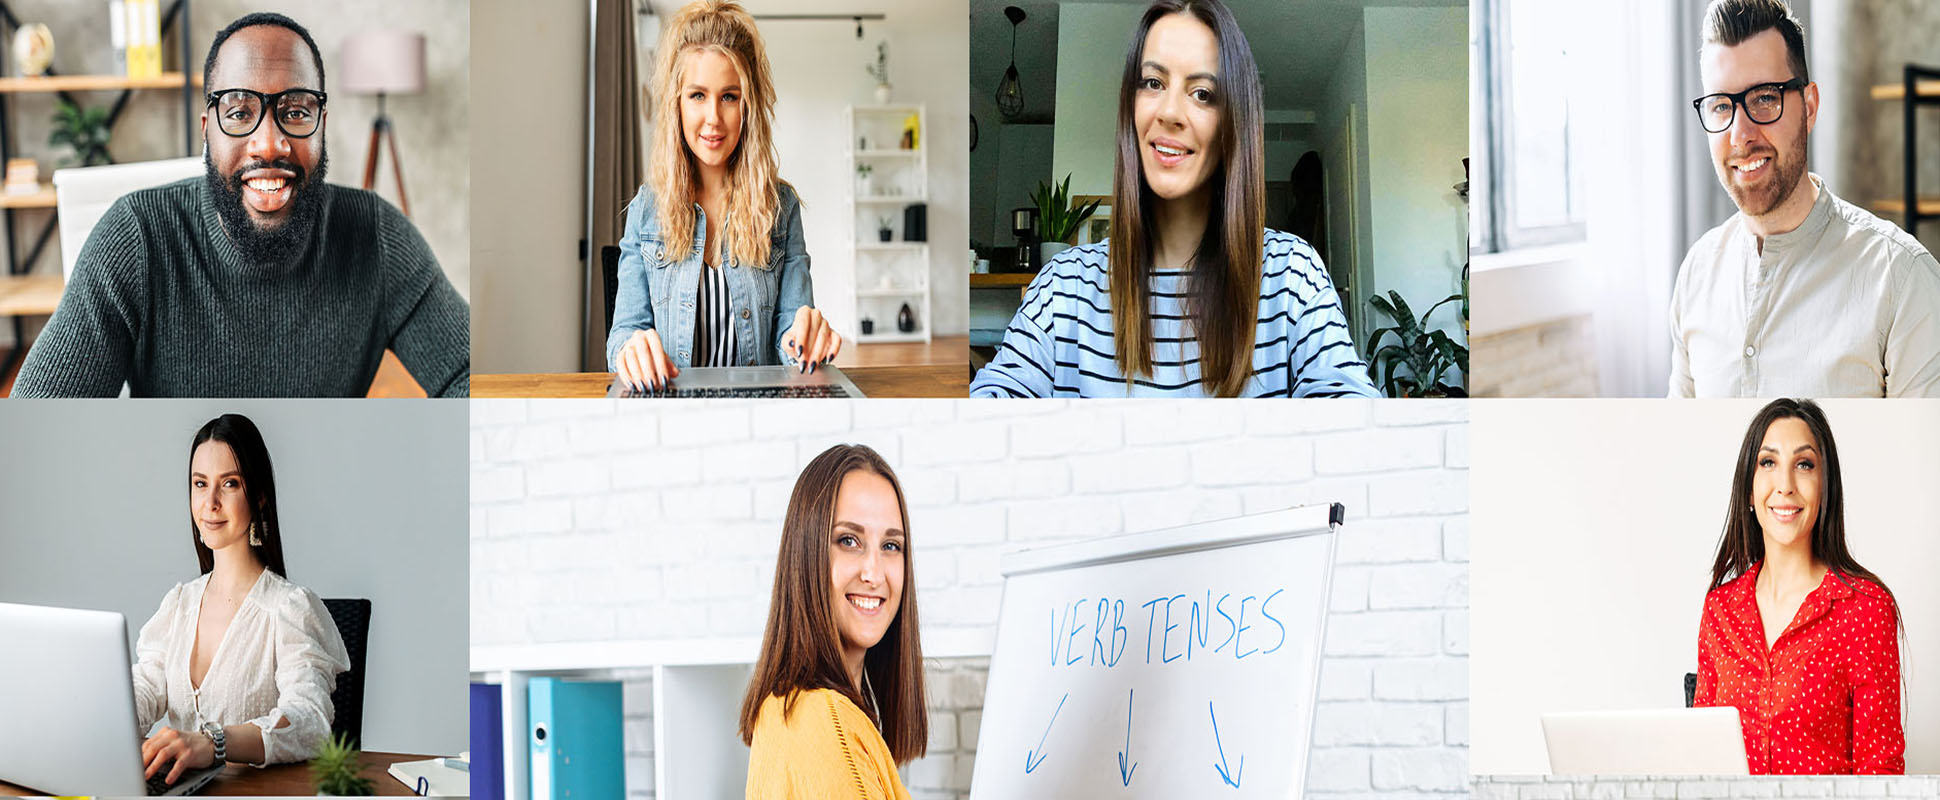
[
  {"xmin": 1030, "ymin": 174, "xmax": 1100, "ymax": 265},
  {"xmin": 49, "ymin": 100, "xmax": 112, "ymax": 167},
  {"xmin": 877, "ymin": 216, "xmax": 894, "ymax": 242},
  {"xmin": 310, "ymin": 733, "xmax": 375, "ymax": 796},
  {"xmin": 866, "ymin": 41, "xmax": 891, "ymax": 104},
  {"xmin": 1367, "ymin": 289, "xmax": 1468, "ymax": 398},
  {"xmin": 854, "ymin": 162, "xmax": 874, "ymax": 195}
]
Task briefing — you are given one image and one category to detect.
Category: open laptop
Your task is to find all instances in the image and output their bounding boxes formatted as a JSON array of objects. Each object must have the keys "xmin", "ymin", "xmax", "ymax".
[
  {"xmin": 1541, "ymin": 708, "xmax": 1749, "ymax": 775},
  {"xmin": 0, "ymin": 602, "xmax": 225, "ymax": 796},
  {"xmin": 607, "ymin": 364, "xmax": 865, "ymax": 398}
]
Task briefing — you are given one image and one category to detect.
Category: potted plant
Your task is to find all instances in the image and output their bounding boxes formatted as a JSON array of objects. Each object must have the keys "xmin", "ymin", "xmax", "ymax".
[
  {"xmin": 877, "ymin": 216, "xmax": 894, "ymax": 242},
  {"xmin": 855, "ymin": 162, "xmax": 874, "ymax": 195},
  {"xmin": 1030, "ymin": 174, "xmax": 1101, "ymax": 266},
  {"xmin": 310, "ymin": 733, "xmax": 374, "ymax": 796},
  {"xmin": 49, "ymin": 100, "xmax": 112, "ymax": 167},
  {"xmin": 1367, "ymin": 289, "xmax": 1469, "ymax": 398},
  {"xmin": 866, "ymin": 41, "xmax": 891, "ymax": 104}
]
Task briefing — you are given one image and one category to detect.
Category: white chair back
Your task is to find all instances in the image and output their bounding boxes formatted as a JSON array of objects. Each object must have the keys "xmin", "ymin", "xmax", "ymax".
[{"xmin": 52, "ymin": 157, "xmax": 201, "ymax": 280}]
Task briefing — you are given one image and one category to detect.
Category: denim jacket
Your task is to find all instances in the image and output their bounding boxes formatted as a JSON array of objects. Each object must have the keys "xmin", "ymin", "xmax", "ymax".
[{"xmin": 605, "ymin": 182, "xmax": 813, "ymax": 370}]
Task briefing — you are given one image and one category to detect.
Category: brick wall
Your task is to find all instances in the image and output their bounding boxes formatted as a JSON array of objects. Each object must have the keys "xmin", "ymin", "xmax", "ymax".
[
  {"xmin": 1472, "ymin": 775, "xmax": 1940, "ymax": 798},
  {"xmin": 471, "ymin": 399, "xmax": 1469, "ymax": 798},
  {"xmin": 1470, "ymin": 316, "xmax": 1600, "ymax": 398}
]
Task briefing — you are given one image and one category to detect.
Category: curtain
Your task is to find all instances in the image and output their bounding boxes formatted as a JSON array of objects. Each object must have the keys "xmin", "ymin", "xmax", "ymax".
[{"xmin": 584, "ymin": 0, "xmax": 646, "ymax": 370}]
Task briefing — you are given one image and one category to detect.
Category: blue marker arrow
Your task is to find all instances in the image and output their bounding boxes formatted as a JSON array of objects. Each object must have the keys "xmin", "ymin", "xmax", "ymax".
[
  {"xmin": 1116, "ymin": 689, "xmax": 1138, "ymax": 786},
  {"xmin": 1209, "ymin": 701, "xmax": 1243, "ymax": 788},
  {"xmin": 1024, "ymin": 693, "xmax": 1068, "ymax": 774}
]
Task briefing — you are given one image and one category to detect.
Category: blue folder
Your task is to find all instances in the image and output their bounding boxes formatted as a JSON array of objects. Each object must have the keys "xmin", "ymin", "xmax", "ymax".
[
  {"xmin": 469, "ymin": 683, "xmax": 504, "ymax": 800},
  {"xmin": 528, "ymin": 677, "xmax": 624, "ymax": 800}
]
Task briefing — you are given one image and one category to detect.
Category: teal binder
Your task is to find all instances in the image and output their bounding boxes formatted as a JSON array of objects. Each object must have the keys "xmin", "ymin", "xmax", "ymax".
[{"xmin": 528, "ymin": 677, "xmax": 623, "ymax": 800}]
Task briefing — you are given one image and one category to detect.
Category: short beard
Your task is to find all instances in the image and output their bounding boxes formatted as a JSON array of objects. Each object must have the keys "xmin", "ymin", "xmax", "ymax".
[
  {"xmin": 1722, "ymin": 128, "xmax": 1808, "ymax": 218},
  {"xmin": 204, "ymin": 145, "xmax": 329, "ymax": 265}
]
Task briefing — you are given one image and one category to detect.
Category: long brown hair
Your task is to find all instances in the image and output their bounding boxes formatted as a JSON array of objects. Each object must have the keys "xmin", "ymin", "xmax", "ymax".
[
  {"xmin": 1109, "ymin": 0, "xmax": 1265, "ymax": 397},
  {"xmin": 648, "ymin": 0, "xmax": 784, "ymax": 268},
  {"xmin": 1708, "ymin": 399, "xmax": 1896, "ymax": 621},
  {"xmin": 737, "ymin": 444, "xmax": 926, "ymax": 763},
  {"xmin": 188, "ymin": 413, "xmax": 287, "ymax": 578}
]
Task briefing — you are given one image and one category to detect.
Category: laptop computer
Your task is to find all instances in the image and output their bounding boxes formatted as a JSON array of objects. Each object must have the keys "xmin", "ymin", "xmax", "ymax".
[
  {"xmin": 0, "ymin": 602, "xmax": 225, "ymax": 796},
  {"xmin": 607, "ymin": 364, "xmax": 866, "ymax": 398},
  {"xmin": 1541, "ymin": 707, "xmax": 1749, "ymax": 775}
]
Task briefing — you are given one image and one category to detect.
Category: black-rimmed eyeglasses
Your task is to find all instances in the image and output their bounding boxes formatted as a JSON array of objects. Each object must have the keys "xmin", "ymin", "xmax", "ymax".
[
  {"xmin": 1691, "ymin": 78, "xmax": 1804, "ymax": 134},
  {"xmin": 205, "ymin": 88, "xmax": 327, "ymax": 138}
]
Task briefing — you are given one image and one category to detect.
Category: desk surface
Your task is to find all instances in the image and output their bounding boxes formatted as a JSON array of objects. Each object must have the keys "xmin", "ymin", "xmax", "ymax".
[
  {"xmin": 0, "ymin": 750, "xmax": 437, "ymax": 796},
  {"xmin": 473, "ymin": 363, "xmax": 968, "ymax": 398}
]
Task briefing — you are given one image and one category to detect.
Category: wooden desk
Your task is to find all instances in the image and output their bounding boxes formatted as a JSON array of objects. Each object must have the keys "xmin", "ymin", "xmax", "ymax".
[
  {"xmin": 474, "ymin": 363, "xmax": 968, "ymax": 398},
  {"xmin": 0, "ymin": 750, "xmax": 436, "ymax": 796}
]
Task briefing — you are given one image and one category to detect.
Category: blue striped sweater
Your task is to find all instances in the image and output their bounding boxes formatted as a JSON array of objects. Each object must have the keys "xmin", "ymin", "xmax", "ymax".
[{"xmin": 970, "ymin": 230, "xmax": 1378, "ymax": 398}]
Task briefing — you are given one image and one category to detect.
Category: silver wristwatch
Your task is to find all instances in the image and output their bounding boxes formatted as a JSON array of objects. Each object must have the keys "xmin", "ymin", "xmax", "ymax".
[{"xmin": 200, "ymin": 721, "xmax": 226, "ymax": 763}]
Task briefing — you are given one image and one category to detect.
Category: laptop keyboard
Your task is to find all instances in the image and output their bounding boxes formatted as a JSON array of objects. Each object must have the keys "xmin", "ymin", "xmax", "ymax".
[
  {"xmin": 621, "ymin": 385, "xmax": 850, "ymax": 398},
  {"xmin": 147, "ymin": 773, "xmax": 173, "ymax": 795}
]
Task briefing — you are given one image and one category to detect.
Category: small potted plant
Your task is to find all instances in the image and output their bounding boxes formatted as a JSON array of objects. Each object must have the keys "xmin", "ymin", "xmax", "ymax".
[
  {"xmin": 866, "ymin": 41, "xmax": 890, "ymax": 104},
  {"xmin": 310, "ymin": 733, "xmax": 374, "ymax": 796},
  {"xmin": 1367, "ymin": 289, "xmax": 1469, "ymax": 398},
  {"xmin": 1031, "ymin": 174, "xmax": 1102, "ymax": 266},
  {"xmin": 877, "ymin": 216, "xmax": 894, "ymax": 242},
  {"xmin": 855, "ymin": 162, "xmax": 874, "ymax": 195},
  {"xmin": 49, "ymin": 100, "xmax": 112, "ymax": 167}
]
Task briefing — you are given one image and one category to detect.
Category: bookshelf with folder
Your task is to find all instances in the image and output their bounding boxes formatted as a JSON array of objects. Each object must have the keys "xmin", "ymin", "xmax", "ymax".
[
  {"xmin": 469, "ymin": 628, "xmax": 993, "ymax": 800},
  {"xmin": 0, "ymin": 0, "xmax": 196, "ymax": 379}
]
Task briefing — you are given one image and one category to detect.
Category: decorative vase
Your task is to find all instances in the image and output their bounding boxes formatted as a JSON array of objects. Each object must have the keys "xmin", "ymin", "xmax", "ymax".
[
  {"xmin": 1039, "ymin": 241, "xmax": 1071, "ymax": 266},
  {"xmin": 897, "ymin": 303, "xmax": 915, "ymax": 333},
  {"xmin": 13, "ymin": 24, "xmax": 52, "ymax": 77},
  {"xmin": 874, "ymin": 84, "xmax": 892, "ymax": 105},
  {"xmin": 878, "ymin": 228, "xmax": 893, "ymax": 242},
  {"xmin": 861, "ymin": 317, "xmax": 875, "ymax": 335}
]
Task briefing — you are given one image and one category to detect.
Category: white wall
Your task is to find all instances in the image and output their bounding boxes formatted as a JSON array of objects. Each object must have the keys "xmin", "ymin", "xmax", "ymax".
[
  {"xmin": 1050, "ymin": 3, "xmax": 1142, "ymax": 198},
  {"xmin": 1316, "ymin": 13, "xmax": 1372, "ymax": 343},
  {"xmin": 1363, "ymin": 7, "xmax": 1468, "ymax": 380},
  {"xmin": 471, "ymin": 0, "xmax": 588, "ymax": 373},
  {"xmin": 1471, "ymin": 400, "xmax": 1940, "ymax": 774},
  {"xmin": 471, "ymin": 399, "xmax": 1470, "ymax": 799},
  {"xmin": 0, "ymin": 400, "xmax": 470, "ymax": 757}
]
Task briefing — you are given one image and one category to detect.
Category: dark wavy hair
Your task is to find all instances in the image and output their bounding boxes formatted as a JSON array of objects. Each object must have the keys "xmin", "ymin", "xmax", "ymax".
[
  {"xmin": 1708, "ymin": 400, "xmax": 1894, "ymax": 622},
  {"xmin": 189, "ymin": 413, "xmax": 287, "ymax": 578},
  {"xmin": 737, "ymin": 444, "xmax": 926, "ymax": 763}
]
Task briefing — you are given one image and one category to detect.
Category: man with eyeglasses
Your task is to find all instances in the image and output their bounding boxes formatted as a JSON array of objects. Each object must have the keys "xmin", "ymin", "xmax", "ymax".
[
  {"xmin": 13, "ymin": 12, "xmax": 469, "ymax": 397},
  {"xmin": 1668, "ymin": 0, "xmax": 1940, "ymax": 398}
]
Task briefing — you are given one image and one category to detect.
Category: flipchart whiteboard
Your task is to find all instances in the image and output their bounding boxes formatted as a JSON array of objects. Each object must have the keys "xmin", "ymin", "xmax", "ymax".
[{"xmin": 967, "ymin": 504, "xmax": 1340, "ymax": 799}]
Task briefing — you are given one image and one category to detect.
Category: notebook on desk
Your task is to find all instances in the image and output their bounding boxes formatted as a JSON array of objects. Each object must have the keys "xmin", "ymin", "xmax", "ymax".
[
  {"xmin": 0, "ymin": 603, "xmax": 223, "ymax": 796},
  {"xmin": 607, "ymin": 364, "xmax": 865, "ymax": 398}
]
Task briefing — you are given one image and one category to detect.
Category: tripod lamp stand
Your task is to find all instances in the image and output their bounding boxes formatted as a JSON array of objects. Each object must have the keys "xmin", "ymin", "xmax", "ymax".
[{"xmin": 340, "ymin": 30, "xmax": 425, "ymax": 216}]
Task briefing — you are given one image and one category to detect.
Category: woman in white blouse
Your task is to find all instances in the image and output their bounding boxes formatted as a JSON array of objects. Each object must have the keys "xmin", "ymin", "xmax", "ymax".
[{"xmin": 135, "ymin": 413, "xmax": 351, "ymax": 788}]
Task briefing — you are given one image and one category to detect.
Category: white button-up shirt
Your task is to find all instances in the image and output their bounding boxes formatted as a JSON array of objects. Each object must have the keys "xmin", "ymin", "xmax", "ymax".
[{"xmin": 1670, "ymin": 175, "xmax": 1940, "ymax": 397}]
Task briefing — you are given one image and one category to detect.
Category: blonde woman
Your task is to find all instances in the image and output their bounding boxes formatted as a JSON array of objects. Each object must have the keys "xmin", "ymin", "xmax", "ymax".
[{"xmin": 607, "ymin": 0, "xmax": 842, "ymax": 392}]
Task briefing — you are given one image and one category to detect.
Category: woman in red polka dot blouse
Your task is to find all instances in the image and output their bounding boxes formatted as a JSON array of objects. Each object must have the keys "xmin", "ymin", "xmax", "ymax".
[{"xmin": 1695, "ymin": 398, "xmax": 1904, "ymax": 774}]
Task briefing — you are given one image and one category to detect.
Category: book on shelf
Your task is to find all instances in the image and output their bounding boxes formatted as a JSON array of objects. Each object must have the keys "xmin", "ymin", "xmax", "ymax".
[
  {"xmin": 125, "ymin": 0, "xmax": 162, "ymax": 79},
  {"xmin": 5, "ymin": 158, "xmax": 38, "ymax": 195},
  {"xmin": 109, "ymin": 0, "xmax": 128, "ymax": 77}
]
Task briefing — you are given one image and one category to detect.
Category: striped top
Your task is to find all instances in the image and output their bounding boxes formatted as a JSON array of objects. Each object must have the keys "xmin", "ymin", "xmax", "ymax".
[
  {"xmin": 694, "ymin": 262, "xmax": 737, "ymax": 367},
  {"xmin": 970, "ymin": 230, "xmax": 1378, "ymax": 397}
]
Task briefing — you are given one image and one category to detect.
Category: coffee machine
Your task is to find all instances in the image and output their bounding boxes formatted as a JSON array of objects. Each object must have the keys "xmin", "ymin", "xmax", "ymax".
[{"xmin": 1011, "ymin": 207, "xmax": 1039, "ymax": 272}]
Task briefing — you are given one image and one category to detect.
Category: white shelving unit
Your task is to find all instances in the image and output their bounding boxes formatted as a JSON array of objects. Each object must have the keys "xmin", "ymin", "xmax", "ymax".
[
  {"xmin": 470, "ymin": 627, "xmax": 993, "ymax": 800},
  {"xmin": 847, "ymin": 104, "xmax": 932, "ymax": 344}
]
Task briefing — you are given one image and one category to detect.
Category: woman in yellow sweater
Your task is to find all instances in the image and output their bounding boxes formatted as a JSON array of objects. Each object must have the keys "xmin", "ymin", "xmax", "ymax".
[{"xmin": 739, "ymin": 444, "xmax": 926, "ymax": 798}]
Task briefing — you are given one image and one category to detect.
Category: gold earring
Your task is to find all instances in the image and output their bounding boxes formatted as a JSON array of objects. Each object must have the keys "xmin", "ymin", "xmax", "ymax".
[{"xmin": 249, "ymin": 521, "xmax": 263, "ymax": 547}]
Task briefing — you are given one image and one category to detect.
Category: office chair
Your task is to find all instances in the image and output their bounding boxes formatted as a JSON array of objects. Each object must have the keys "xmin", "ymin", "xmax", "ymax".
[
  {"xmin": 601, "ymin": 245, "xmax": 621, "ymax": 333},
  {"xmin": 1684, "ymin": 672, "xmax": 1697, "ymax": 708},
  {"xmin": 323, "ymin": 598, "xmax": 372, "ymax": 747}
]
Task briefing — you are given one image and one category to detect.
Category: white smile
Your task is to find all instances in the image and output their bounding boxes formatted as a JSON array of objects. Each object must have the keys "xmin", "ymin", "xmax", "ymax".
[
  {"xmin": 848, "ymin": 594, "xmax": 883, "ymax": 611},
  {"xmin": 1769, "ymin": 506, "xmax": 1802, "ymax": 522},
  {"xmin": 245, "ymin": 177, "xmax": 287, "ymax": 192},
  {"xmin": 1154, "ymin": 143, "xmax": 1187, "ymax": 156},
  {"xmin": 1734, "ymin": 158, "xmax": 1768, "ymax": 174}
]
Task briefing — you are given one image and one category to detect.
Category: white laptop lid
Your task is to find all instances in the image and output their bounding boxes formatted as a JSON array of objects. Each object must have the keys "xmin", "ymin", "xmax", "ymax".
[
  {"xmin": 1541, "ymin": 707, "xmax": 1749, "ymax": 776},
  {"xmin": 0, "ymin": 602, "xmax": 152, "ymax": 795}
]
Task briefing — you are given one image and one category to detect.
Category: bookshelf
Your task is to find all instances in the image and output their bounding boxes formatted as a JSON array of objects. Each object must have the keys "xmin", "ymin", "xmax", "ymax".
[
  {"xmin": 847, "ymin": 104, "xmax": 932, "ymax": 345},
  {"xmin": 0, "ymin": 0, "xmax": 196, "ymax": 378}
]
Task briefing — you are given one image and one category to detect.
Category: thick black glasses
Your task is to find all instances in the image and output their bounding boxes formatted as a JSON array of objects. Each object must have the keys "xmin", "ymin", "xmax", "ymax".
[
  {"xmin": 1692, "ymin": 78, "xmax": 1804, "ymax": 134},
  {"xmin": 205, "ymin": 88, "xmax": 327, "ymax": 138}
]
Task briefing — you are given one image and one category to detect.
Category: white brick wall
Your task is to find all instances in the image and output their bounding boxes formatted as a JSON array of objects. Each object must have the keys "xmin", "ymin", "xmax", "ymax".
[
  {"xmin": 472, "ymin": 399, "xmax": 1468, "ymax": 798},
  {"xmin": 1471, "ymin": 776, "xmax": 1940, "ymax": 798}
]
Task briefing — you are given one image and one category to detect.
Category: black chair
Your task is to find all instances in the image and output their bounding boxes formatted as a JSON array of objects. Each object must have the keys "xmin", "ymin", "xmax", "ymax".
[
  {"xmin": 1684, "ymin": 672, "xmax": 1697, "ymax": 708},
  {"xmin": 601, "ymin": 245, "xmax": 622, "ymax": 333},
  {"xmin": 322, "ymin": 598, "xmax": 371, "ymax": 748}
]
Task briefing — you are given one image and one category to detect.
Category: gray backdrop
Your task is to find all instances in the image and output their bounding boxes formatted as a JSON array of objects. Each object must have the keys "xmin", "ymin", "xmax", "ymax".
[{"xmin": 0, "ymin": 399, "xmax": 467, "ymax": 757}]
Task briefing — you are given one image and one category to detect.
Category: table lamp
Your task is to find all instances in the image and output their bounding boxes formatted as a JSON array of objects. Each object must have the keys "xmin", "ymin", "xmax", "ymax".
[{"xmin": 339, "ymin": 30, "xmax": 425, "ymax": 216}]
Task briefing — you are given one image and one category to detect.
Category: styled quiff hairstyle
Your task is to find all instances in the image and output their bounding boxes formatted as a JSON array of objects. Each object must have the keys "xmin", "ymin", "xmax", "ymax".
[
  {"xmin": 1701, "ymin": 0, "xmax": 1810, "ymax": 84},
  {"xmin": 1110, "ymin": 0, "xmax": 1266, "ymax": 397},
  {"xmin": 648, "ymin": 0, "xmax": 784, "ymax": 267},
  {"xmin": 738, "ymin": 444, "xmax": 927, "ymax": 764}
]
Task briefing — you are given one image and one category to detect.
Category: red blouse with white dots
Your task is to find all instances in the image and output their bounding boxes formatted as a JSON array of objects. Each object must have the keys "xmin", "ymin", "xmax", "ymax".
[{"xmin": 1695, "ymin": 560, "xmax": 1904, "ymax": 774}]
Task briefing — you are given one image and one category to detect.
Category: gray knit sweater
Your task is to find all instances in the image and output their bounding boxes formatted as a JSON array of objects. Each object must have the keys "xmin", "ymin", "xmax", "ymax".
[{"xmin": 13, "ymin": 177, "xmax": 469, "ymax": 397}]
